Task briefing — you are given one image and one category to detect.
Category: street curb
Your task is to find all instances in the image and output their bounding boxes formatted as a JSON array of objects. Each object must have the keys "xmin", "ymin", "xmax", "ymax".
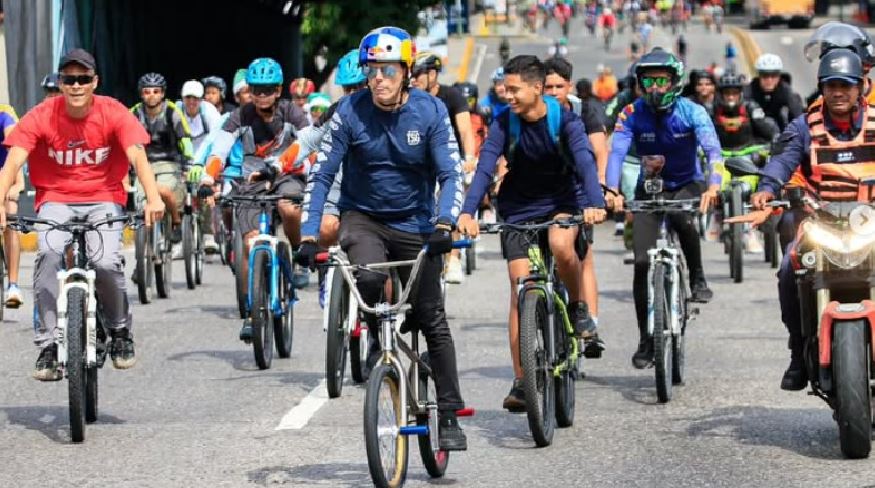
[
  {"xmin": 728, "ymin": 26, "xmax": 762, "ymax": 77},
  {"xmin": 18, "ymin": 228, "xmax": 135, "ymax": 252},
  {"xmin": 457, "ymin": 36, "xmax": 476, "ymax": 82}
]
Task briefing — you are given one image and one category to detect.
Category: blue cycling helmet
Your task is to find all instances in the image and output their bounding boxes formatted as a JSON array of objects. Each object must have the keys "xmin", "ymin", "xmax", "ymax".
[
  {"xmin": 358, "ymin": 26, "xmax": 416, "ymax": 68},
  {"xmin": 246, "ymin": 57, "xmax": 283, "ymax": 85},
  {"xmin": 491, "ymin": 66, "xmax": 505, "ymax": 82},
  {"xmin": 335, "ymin": 50, "xmax": 366, "ymax": 87}
]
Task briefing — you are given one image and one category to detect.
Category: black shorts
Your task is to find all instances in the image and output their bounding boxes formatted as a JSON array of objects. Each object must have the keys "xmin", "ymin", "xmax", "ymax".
[
  {"xmin": 233, "ymin": 174, "xmax": 304, "ymax": 235},
  {"xmin": 500, "ymin": 216, "xmax": 590, "ymax": 261}
]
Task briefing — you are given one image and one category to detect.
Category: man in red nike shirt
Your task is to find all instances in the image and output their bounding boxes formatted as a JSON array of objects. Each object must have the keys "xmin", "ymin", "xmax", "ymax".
[{"xmin": 0, "ymin": 49, "xmax": 165, "ymax": 381}]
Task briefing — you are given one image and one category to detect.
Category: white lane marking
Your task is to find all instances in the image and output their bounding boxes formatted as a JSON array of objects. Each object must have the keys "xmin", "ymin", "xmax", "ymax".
[
  {"xmin": 781, "ymin": 36, "xmax": 793, "ymax": 46},
  {"xmin": 469, "ymin": 43, "xmax": 489, "ymax": 83},
  {"xmin": 275, "ymin": 379, "xmax": 329, "ymax": 430}
]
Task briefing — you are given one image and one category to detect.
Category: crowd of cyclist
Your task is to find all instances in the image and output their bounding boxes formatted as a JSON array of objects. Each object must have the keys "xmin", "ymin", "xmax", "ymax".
[{"xmin": 3, "ymin": 0, "xmax": 875, "ymax": 467}]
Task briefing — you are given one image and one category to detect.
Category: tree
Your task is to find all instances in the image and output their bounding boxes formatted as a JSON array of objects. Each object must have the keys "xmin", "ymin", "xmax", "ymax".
[{"xmin": 301, "ymin": 1, "xmax": 436, "ymax": 87}]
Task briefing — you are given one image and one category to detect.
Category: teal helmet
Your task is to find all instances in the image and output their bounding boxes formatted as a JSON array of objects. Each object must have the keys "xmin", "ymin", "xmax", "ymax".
[
  {"xmin": 246, "ymin": 57, "xmax": 283, "ymax": 86},
  {"xmin": 635, "ymin": 48, "xmax": 685, "ymax": 111},
  {"xmin": 335, "ymin": 50, "xmax": 366, "ymax": 87}
]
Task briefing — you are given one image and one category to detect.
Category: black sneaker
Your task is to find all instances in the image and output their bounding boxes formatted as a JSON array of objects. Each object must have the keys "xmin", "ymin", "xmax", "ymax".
[
  {"xmin": 239, "ymin": 319, "xmax": 254, "ymax": 343},
  {"xmin": 33, "ymin": 344, "xmax": 62, "ymax": 381},
  {"xmin": 502, "ymin": 378, "xmax": 526, "ymax": 412},
  {"xmin": 570, "ymin": 301, "xmax": 597, "ymax": 338},
  {"xmin": 582, "ymin": 334, "xmax": 605, "ymax": 359},
  {"xmin": 780, "ymin": 355, "xmax": 808, "ymax": 391},
  {"xmin": 438, "ymin": 412, "xmax": 468, "ymax": 451},
  {"xmin": 109, "ymin": 328, "xmax": 136, "ymax": 369},
  {"xmin": 631, "ymin": 340, "xmax": 654, "ymax": 369},
  {"xmin": 96, "ymin": 326, "xmax": 108, "ymax": 368},
  {"xmin": 691, "ymin": 277, "xmax": 713, "ymax": 303}
]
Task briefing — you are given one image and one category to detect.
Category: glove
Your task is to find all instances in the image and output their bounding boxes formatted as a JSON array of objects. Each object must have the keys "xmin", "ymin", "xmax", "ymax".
[
  {"xmin": 427, "ymin": 225, "xmax": 453, "ymax": 257},
  {"xmin": 295, "ymin": 240, "xmax": 320, "ymax": 271},
  {"xmin": 188, "ymin": 165, "xmax": 204, "ymax": 184}
]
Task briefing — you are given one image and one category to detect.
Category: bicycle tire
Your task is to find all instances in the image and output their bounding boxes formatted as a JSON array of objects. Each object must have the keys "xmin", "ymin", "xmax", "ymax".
[
  {"xmin": 350, "ymin": 320, "xmax": 369, "ymax": 383},
  {"xmin": 364, "ymin": 363, "xmax": 408, "ymax": 488},
  {"xmin": 464, "ymin": 242, "xmax": 476, "ymax": 275},
  {"xmin": 554, "ymin": 315, "xmax": 575, "ymax": 427},
  {"xmin": 134, "ymin": 226, "xmax": 153, "ymax": 304},
  {"xmin": 67, "ymin": 287, "xmax": 88, "ymax": 442},
  {"xmin": 730, "ymin": 185, "xmax": 743, "ymax": 284},
  {"xmin": 0, "ymin": 242, "xmax": 6, "ymax": 320},
  {"xmin": 325, "ymin": 267, "xmax": 349, "ymax": 398},
  {"xmin": 183, "ymin": 214, "xmax": 196, "ymax": 290},
  {"xmin": 194, "ymin": 216, "xmax": 203, "ymax": 285},
  {"xmin": 86, "ymin": 318, "xmax": 102, "ymax": 424},
  {"xmin": 274, "ymin": 242, "xmax": 294, "ymax": 358},
  {"xmin": 251, "ymin": 251, "xmax": 274, "ymax": 370},
  {"xmin": 414, "ymin": 352, "xmax": 450, "ymax": 478},
  {"xmin": 520, "ymin": 288, "xmax": 555, "ymax": 447},
  {"xmin": 234, "ymin": 231, "xmax": 247, "ymax": 319},
  {"xmin": 672, "ymin": 269, "xmax": 687, "ymax": 386},
  {"xmin": 155, "ymin": 218, "xmax": 172, "ymax": 299},
  {"xmin": 834, "ymin": 320, "xmax": 872, "ymax": 459},
  {"xmin": 652, "ymin": 264, "xmax": 673, "ymax": 403}
]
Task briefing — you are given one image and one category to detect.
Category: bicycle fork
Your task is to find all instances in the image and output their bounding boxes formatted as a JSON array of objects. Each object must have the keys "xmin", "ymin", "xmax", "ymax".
[
  {"xmin": 646, "ymin": 250, "xmax": 680, "ymax": 337},
  {"xmin": 55, "ymin": 269, "xmax": 96, "ymax": 368}
]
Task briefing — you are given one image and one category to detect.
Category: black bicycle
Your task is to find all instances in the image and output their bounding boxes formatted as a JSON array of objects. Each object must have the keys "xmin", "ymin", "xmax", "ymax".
[{"xmin": 182, "ymin": 182, "xmax": 205, "ymax": 289}]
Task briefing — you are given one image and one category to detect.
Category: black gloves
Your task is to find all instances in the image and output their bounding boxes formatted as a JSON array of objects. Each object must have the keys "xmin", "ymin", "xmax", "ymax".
[
  {"xmin": 254, "ymin": 161, "xmax": 277, "ymax": 182},
  {"xmin": 427, "ymin": 224, "xmax": 453, "ymax": 257},
  {"xmin": 295, "ymin": 241, "xmax": 320, "ymax": 271}
]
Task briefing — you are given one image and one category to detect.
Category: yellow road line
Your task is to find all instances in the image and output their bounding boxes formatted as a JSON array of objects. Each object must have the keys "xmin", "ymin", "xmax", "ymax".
[
  {"xmin": 729, "ymin": 26, "xmax": 763, "ymax": 78},
  {"xmin": 457, "ymin": 36, "xmax": 475, "ymax": 83}
]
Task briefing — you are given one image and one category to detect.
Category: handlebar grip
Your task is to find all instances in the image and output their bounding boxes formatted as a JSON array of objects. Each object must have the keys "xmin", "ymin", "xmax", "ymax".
[{"xmin": 452, "ymin": 239, "xmax": 473, "ymax": 249}]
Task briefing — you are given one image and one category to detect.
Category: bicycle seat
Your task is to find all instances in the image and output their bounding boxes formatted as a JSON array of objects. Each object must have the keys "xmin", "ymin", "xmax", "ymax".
[{"xmin": 724, "ymin": 156, "xmax": 761, "ymax": 177}]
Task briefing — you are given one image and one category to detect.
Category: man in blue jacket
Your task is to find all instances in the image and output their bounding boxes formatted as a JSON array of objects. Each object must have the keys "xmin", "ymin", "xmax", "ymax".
[
  {"xmin": 456, "ymin": 55, "xmax": 606, "ymax": 412},
  {"xmin": 296, "ymin": 27, "xmax": 467, "ymax": 451},
  {"xmin": 605, "ymin": 49, "xmax": 723, "ymax": 369}
]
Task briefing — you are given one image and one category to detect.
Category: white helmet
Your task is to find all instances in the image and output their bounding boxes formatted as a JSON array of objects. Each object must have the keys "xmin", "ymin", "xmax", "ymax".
[
  {"xmin": 604, "ymin": 7, "xmax": 613, "ymax": 14},
  {"xmin": 754, "ymin": 53, "xmax": 783, "ymax": 73},
  {"xmin": 181, "ymin": 79, "xmax": 204, "ymax": 98}
]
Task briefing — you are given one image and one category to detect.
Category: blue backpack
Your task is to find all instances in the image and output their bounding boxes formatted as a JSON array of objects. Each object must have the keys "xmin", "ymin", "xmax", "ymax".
[{"xmin": 506, "ymin": 95, "xmax": 573, "ymax": 173}]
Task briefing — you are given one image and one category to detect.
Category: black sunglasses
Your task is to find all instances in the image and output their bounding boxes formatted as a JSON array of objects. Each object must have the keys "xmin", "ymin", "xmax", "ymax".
[
  {"xmin": 60, "ymin": 74, "xmax": 95, "ymax": 86},
  {"xmin": 251, "ymin": 85, "xmax": 279, "ymax": 96}
]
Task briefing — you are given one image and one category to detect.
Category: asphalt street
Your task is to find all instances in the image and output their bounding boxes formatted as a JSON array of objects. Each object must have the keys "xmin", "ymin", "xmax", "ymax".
[{"xmin": 4, "ymin": 17, "xmax": 875, "ymax": 488}]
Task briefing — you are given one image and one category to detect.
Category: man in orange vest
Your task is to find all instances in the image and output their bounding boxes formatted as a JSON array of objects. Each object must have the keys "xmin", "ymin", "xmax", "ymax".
[{"xmin": 742, "ymin": 48, "xmax": 875, "ymax": 391}]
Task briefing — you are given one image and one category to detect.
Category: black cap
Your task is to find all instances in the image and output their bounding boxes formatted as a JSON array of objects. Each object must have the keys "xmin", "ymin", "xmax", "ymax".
[{"xmin": 58, "ymin": 48, "xmax": 96, "ymax": 72}]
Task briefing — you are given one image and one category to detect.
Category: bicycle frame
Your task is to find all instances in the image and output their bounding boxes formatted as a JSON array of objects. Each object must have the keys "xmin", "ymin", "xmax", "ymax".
[{"xmin": 247, "ymin": 208, "xmax": 294, "ymax": 318}]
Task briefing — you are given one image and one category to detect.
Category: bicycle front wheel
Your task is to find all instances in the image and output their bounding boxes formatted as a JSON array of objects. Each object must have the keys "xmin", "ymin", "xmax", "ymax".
[
  {"xmin": 652, "ymin": 264, "xmax": 673, "ymax": 403},
  {"xmin": 182, "ymin": 214, "xmax": 196, "ymax": 290},
  {"xmin": 364, "ymin": 363, "xmax": 408, "ymax": 488},
  {"xmin": 325, "ymin": 267, "xmax": 349, "ymax": 398},
  {"xmin": 66, "ymin": 287, "xmax": 88, "ymax": 442},
  {"xmin": 730, "ymin": 185, "xmax": 744, "ymax": 284},
  {"xmin": 520, "ymin": 288, "xmax": 555, "ymax": 447},
  {"xmin": 251, "ymin": 251, "xmax": 274, "ymax": 369},
  {"xmin": 134, "ymin": 226, "xmax": 153, "ymax": 304},
  {"xmin": 194, "ymin": 216, "xmax": 204, "ymax": 285},
  {"xmin": 414, "ymin": 352, "xmax": 450, "ymax": 478},
  {"xmin": 154, "ymin": 219, "xmax": 172, "ymax": 299},
  {"xmin": 233, "ymin": 230, "xmax": 247, "ymax": 319}
]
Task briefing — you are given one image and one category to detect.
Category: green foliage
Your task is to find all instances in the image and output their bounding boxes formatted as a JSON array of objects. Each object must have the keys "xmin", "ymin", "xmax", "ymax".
[{"xmin": 301, "ymin": 0, "xmax": 435, "ymax": 86}]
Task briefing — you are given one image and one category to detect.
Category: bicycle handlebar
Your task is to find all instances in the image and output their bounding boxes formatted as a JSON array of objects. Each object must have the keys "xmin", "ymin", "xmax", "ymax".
[
  {"xmin": 226, "ymin": 194, "xmax": 303, "ymax": 205},
  {"xmin": 478, "ymin": 215, "xmax": 584, "ymax": 234},
  {"xmin": 8, "ymin": 213, "xmax": 141, "ymax": 234},
  {"xmin": 627, "ymin": 198, "xmax": 700, "ymax": 214}
]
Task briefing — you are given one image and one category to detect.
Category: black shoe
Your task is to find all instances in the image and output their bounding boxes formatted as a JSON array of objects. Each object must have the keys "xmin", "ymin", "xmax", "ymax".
[
  {"xmin": 239, "ymin": 319, "xmax": 253, "ymax": 343},
  {"xmin": 502, "ymin": 378, "xmax": 526, "ymax": 412},
  {"xmin": 570, "ymin": 301, "xmax": 597, "ymax": 338},
  {"xmin": 438, "ymin": 412, "xmax": 468, "ymax": 451},
  {"xmin": 170, "ymin": 225, "xmax": 183, "ymax": 244},
  {"xmin": 109, "ymin": 328, "xmax": 136, "ymax": 369},
  {"xmin": 780, "ymin": 355, "xmax": 808, "ymax": 391},
  {"xmin": 96, "ymin": 327, "xmax": 108, "ymax": 368},
  {"xmin": 582, "ymin": 334, "xmax": 605, "ymax": 359},
  {"xmin": 631, "ymin": 340, "xmax": 654, "ymax": 369},
  {"xmin": 33, "ymin": 344, "xmax": 62, "ymax": 381},
  {"xmin": 690, "ymin": 277, "xmax": 713, "ymax": 303}
]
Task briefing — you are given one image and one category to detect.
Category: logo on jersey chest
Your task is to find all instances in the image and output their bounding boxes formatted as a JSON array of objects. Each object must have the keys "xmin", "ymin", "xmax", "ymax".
[
  {"xmin": 48, "ymin": 146, "xmax": 111, "ymax": 166},
  {"xmin": 407, "ymin": 130, "xmax": 421, "ymax": 146},
  {"xmin": 639, "ymin": 132, "xmax": 656, "ymax": 143}
]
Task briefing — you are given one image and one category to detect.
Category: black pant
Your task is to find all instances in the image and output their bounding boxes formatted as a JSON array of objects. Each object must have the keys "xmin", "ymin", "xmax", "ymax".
[
  {"xmin": 632, "ymin": 183, "xmax": 704, "ymax": 336},
  {"xmin": 339, "ymin": 211, "xmax": 465, "ymax": 411}
]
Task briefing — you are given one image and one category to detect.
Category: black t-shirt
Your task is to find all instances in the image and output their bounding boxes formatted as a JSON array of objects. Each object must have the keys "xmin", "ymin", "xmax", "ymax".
[
  {"xmin": 580, "ymin": 99, "xmax": 607, "ymax": 134},
  {"xmin": 435, "ymin": 84, "xmax": 469, "ymax": 152}
]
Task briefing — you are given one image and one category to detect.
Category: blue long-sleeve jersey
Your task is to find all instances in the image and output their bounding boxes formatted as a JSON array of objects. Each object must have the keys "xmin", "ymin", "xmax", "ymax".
[
  {"xmin": 461, "ymin": 103, "xmax": 604, "ymax": 223},
  {"xmin": 301, "ymin": 89, "xmax": 463, "ymax": 237},
  {"xmin": 758, "ymin": 109, "xmax": 864, "ymax": 195},
  {"xmin": 607, "ymin": 97, "xmax": 723, "ymax": 191}
]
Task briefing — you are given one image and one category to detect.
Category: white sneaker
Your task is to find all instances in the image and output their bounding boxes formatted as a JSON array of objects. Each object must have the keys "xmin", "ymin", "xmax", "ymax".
[
  {"xmin": 5, "ymin": 284, "xmax": 23, "ymax": 308},
  {"xmin": 172, "ymin": 245, "xmax": 184, "ymax": 260},
  {"xmin": 744, "ymin": 231, "xmax": 764, "ymax": 254},
  {"xmin": 203, "ymin": 234, "xmax": 219, "ymax": 254},
  {"xmin": 445, "ymin": 256, "xmax": 465, "ymax": 284}
]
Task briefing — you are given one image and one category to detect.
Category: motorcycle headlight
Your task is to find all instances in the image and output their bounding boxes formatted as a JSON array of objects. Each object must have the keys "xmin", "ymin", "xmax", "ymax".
[{"xmin": 803, "ymin": 222, "xmax": 875, "ymax": 269}]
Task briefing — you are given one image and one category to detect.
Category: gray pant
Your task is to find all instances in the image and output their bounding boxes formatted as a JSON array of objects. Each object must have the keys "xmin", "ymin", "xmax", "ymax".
[{"xmin": 33, "ymin": 202, "xmax": 129, "ymax": 348}]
